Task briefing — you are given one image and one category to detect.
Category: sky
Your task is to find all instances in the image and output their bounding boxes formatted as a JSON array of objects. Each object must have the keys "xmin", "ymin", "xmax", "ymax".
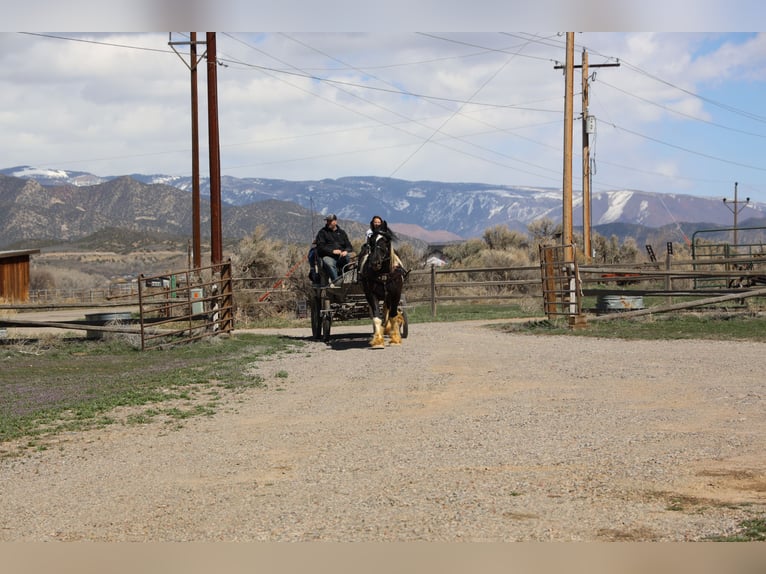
[{"xmin": 2, "ymin": 3, "xmax": 766, "ymax": 203}]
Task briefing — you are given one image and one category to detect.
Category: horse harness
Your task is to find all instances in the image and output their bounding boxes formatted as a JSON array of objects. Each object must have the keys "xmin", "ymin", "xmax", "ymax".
[{"xmin": 363, "ymin": 233, "xmax": 406, "ymax": 287}]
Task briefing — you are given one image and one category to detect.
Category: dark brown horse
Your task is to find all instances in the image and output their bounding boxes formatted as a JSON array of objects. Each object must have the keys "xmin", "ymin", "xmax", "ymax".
[{"xmin": 360, "ymin": 230, "xmax": 406, "ymax": 348}]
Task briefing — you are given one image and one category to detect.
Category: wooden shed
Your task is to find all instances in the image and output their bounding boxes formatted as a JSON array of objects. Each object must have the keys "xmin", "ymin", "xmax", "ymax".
[{"xmin": 0, "ymin": 249, "xmax": 41, "ymax": 303}]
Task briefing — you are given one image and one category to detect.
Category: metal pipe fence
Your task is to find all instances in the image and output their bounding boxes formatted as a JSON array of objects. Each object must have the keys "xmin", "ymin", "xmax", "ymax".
[
  {"xmin": 16, "ymin": 253, "xmax": 766, "ymax": 333},
  {"xmin": 138, "ymin": 261, "xmax": 234, "ymax": 351}
]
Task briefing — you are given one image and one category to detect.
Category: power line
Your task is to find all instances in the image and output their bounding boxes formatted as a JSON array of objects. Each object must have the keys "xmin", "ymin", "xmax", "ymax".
[
  {"xmin": 15, "ymin": 32, "xmax": 766, "ymax": 194},
  {"xmin": 596, "ymin": 78, "xmax": 766, "ymax": 139},
  {"xmin": 223, "ymin": 33, "xmax": 562, "ymax": 181},
  {"xmin": 275, "ymin": 32, "xmax": 551, "ymax": 178},
  {"xmin": 576, "ymin": 37, "xmax": 766, "ymax": 125},
  {"xmin": 604, "ymin": 121, "xmax": 766, "ymax": 172},
  {"xmin": 26, "ymin": 33, "xmax": 552, "ymax": 180},
  {"xmin": 18, "ymin": 32, "xmax": 173, "ymax": 55},
  {"xmin": 218, "ymin": 56, "xmax": 559, "ymax": 112},
  {"xmin": 388, "ymin": 46, "xmax": 521, "ymax": 178},
  {"xmin": 416, "ymin": 32, "xmax": 560, "ymax": 64},
  {"xmin": 622, "ymin": 60, "xmax": 766, "ymax": 124}
]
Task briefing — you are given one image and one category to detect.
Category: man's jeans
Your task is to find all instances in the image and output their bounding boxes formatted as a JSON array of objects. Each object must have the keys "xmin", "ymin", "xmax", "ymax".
[{"xmin": 322, "ymin": 255, "xmax": 350, "ymax": 282}]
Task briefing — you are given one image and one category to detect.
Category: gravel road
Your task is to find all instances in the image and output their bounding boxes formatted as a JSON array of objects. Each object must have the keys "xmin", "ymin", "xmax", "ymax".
[{"xmin": 1, "ymin": 319, "xmax": 765, "ymax": 541}]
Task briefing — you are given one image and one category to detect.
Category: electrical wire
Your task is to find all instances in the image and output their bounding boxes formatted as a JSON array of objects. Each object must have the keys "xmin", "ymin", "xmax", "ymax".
[
  {"xmin": 387, "ymin": 35, "xmax": 537, "ymax": 177},
  {"xmin": 18, "ymin": 32, "xmax": 174, "ymax": 55},
  {"xmin": 222, "ymin": 33, "xmax": 562, "ymax": 181},
  {"xmin": 14, "ymin": 31, "xmax": 766, "ymax": 195},
  {"xmin": 597, "ymin": 79, "xmax": 766, "ymax": 139},
  {"xmin": 604, "ymin": 121, "xmax": 766, "ymax": 172}
]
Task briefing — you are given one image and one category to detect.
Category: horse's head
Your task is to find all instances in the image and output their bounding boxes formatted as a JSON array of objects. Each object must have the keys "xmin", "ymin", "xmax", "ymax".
[{"xmin": 367, "ymin": 231, "xmax": 392, "ymax": 274}]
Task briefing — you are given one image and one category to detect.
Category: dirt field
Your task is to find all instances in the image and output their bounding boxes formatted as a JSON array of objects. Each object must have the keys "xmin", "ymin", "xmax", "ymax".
[{"xmin": 1, "ymin": 319, "xmax": 765, "ymax": 541}]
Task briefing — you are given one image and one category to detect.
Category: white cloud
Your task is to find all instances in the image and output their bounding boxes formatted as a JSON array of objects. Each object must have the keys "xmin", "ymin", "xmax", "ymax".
[{"xmin": 0, "ymin": 31, "xmax": 764, "ymax": 200}]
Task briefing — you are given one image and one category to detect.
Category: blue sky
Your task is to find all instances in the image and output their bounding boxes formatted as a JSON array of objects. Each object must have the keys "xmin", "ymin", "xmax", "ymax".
[{"xmin": 1, "ymin": 8, "xmax": 765, "ymax": 203}]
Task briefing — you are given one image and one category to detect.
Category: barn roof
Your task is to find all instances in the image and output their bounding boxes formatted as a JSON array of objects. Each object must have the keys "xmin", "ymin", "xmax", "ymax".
[{"xmin": 0, "ymin": 249, "xmax": 41, "ymax": 260}]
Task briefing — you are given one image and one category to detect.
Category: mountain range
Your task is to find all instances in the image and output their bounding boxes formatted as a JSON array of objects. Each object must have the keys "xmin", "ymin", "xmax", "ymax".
[{"xmin": 2, "ymin": 165, "xmax": 765, "ymax": 251}]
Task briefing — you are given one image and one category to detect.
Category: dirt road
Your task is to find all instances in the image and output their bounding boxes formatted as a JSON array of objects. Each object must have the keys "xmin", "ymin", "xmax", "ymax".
[{"xmin": 1, "ymin": 319, "xmax": 765, "ymax": 541}]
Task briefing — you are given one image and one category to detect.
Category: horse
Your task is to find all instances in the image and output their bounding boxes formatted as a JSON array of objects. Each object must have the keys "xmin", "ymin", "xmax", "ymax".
[{"xmin": 360, "ymin": 230, "xmax": 407, "ymax": 348}]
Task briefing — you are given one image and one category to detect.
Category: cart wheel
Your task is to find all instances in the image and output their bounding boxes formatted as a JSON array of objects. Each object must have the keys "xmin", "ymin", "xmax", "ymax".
[
  {"xmin": 321, "ymin": 315, "xmax": 332, "ymax": 343},
  {"xmin": 400, "ymin": 309, "xmax": 409, "ymax": 339},
  {"xmin": 309, "ymin": 297, "xmax": 321, "ymax": 339}
]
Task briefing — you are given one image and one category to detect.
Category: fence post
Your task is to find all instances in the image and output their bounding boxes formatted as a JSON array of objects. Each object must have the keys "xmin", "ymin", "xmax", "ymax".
[
  {"xmin": 665, "ymin": 249, "xmax": 673, "ymax": 305},
  {"xmin": 220, "ymin": 260, "xmax": 234, "ymax": 333},
  {"xmin": 430, "ymin": 264, "xmax": 437, "ymax": 317},
  {"xmin": 138, "ymin": 275, "xmax": 146, "ymax": 351}
]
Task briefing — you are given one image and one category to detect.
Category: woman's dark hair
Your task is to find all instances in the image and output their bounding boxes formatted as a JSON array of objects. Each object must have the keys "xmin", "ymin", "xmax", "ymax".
[{"xmin": 370, "ymin": 215, "xmax": 396, "ymax": 240}]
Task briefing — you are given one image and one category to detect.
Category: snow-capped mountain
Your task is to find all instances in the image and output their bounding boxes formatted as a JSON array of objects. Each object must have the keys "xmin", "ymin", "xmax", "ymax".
[{"xmin": 2, "ymin": 165, "xmax": 764, "ymax": 240}]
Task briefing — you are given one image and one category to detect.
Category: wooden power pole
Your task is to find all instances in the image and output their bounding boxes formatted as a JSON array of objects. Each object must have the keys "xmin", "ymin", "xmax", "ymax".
[
  {"xmin": 581, "ymin": 48, "xmax": 591, "ymax": 262},
  {"xmin": 168, "ymin": 33, "xmax": 206, "ymax": 270},
  {"xmin": 206, "ymin": 32, "xmax": 223, "ymax": 267},
  {"xmin": 562, "ymin": 32, "xmax": 574, "ymax": 258},
  {"xmin": 190, "ymin": 32, "xmax": 201, "ymax": 269},
  {"xmin": 723, "ymin": 181, "xmax": 749, "ymax": 253},
  {"xmin": 580, "ymin": 50, "xmax": 619, "ymax": 263},
  {"xmin": 556, "ymin": 43, "xmax": 619, "ymax": 263}
]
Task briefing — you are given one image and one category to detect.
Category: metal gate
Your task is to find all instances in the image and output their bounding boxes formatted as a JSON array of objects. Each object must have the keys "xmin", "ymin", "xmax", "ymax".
[
  {"xmin": 539, "ymin": 244, "xmax": 585, "ymax": 326},
  {"xmin": 138, "ymin": 260, "xmax": 234, "ymax": 350}
]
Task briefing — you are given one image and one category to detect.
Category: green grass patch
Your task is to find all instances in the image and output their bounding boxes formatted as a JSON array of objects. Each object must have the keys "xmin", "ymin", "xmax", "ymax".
[
  {"xmin": 707, "ymin": 517, "xmax": 766, "ymax": 541},
  {"xmin": 497, "ymin": 312, "xmax": 766, "ymax": 342},
  {"xmin": 405, "ymin": 302, "xmax": 543, "ymax": 323},
  {"xmin": 0, "ymin": 333, "xmax": 302, "ymax": 450}
]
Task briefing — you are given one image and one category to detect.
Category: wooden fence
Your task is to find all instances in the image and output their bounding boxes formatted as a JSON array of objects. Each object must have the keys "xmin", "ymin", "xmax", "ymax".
[{"xmin": 12, "ymin": 253, "xmax": 766, "ymax": 326}]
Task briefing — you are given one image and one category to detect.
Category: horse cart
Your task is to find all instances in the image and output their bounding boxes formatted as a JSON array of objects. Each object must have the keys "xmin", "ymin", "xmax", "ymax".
[{"xmin": 308, "ymin": 258, "xmax": 409, "ymax": 344}]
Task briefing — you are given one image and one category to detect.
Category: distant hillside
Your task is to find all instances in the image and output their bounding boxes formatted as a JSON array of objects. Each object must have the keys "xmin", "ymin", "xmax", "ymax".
[
  {"xmin": 5, "ymin": 166, "xmax": 765, "ymax": 241},
  {"xmin": 0, "ymin": 174, "xmax": 424, "ymax": 251}
]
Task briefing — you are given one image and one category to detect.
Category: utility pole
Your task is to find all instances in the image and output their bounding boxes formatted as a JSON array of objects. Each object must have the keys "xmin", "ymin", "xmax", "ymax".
[
  {"xmin": 581, "ymin": 54, "xmax": 618, "ymax": 263},
  {"xmin": 206, "ymin": 32, "xmax": 223, "ymax": 267},
  {"xmin": 562, "ymin": 32, "xmax": 574, "ymax": 259},
  {"xmin": 581, "ymin": 48, "xmax": 591, "ymax": 262},
  {"xmin": 556, "ymin": 47, "xmax": 619, "ymax": 263},
  {"xmin": 168, "ymin": 33, "xmax": 206, "ymax": 270},
  {"xmin": 723, "ymin": 181, "xmax": 749, "ymax": 253},
  {"xmin": 190, "ymin": 33, "xmax": 201, "ymax": 269}
]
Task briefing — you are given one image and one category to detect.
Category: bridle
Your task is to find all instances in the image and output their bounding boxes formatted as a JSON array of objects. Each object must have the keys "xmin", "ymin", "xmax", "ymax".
[{"xmin": 367, "ymin": 233, "xmax": 391, "ymax": 275}]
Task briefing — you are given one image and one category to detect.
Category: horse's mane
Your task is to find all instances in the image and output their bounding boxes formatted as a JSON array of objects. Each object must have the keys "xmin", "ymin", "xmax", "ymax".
[{"xmin": 373, "ymin": 228, "xmax": 397, "ymax": 243}]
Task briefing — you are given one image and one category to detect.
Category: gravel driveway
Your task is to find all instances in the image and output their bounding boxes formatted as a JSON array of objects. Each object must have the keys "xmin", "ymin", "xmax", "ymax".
[{"xmin": 1, "ymin": 319, "xmax": 765, "ymax": 541}]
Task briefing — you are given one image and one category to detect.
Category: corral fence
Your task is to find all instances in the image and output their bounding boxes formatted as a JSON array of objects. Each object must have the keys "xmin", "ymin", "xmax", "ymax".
[
  {"xmin": 136, "ymin": 260, "xmax": 234, "ymax": 351},
  {"xmin": 29, "ymin": 283, "xmax": 137, "ymax": 304},
  {"xmin": 691, "ymin": 226, "xmax": 766, "ymax": 290},
  {"xmin": 404, "ymin": 262, "xmax": 541, "ymax": 312},
  {"xmin": 15, "ymin": 244, "xmax": 766, "ymax": 336},
  {"xmin": 231, "ymin": 248, "xmax": 766, "ymax": 323},
  {"xmin": 2, "ymin": 262, "xmax": 234, "ymax": 351}
]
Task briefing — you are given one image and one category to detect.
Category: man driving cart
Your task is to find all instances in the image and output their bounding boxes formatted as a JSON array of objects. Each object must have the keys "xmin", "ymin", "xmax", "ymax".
[{"xmin": 314, "ymin": 213, "xmax": 355, "ymax": 288}]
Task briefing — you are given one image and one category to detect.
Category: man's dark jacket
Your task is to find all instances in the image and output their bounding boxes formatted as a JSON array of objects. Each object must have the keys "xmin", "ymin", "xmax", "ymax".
[{"xmin": 315, "ymin": 224, "xmax": 353, "ymax": 258}]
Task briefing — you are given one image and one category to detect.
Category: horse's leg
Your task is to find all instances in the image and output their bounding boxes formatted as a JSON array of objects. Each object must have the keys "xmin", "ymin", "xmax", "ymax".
[
  {"xmin": 364, "ymin": 280, "xmax": 385, "ymax": 348},
  {"xmin": 382, "ymin": 304, "xmax": 392, "ymax": 336},
  {"xmin": 387, "ymin": 313, "xmax": 402, "ymax": 345},
  {"xmin": 384, "ymin": 274, "xmax": 404, "ymax": 345},
  {"xmin": 371, "ymin": 317, "xmax": 385, "ymax": 348},
  {"xmin": 385, "ymin": 300, "xmax": 402, "ymax": 345}
]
